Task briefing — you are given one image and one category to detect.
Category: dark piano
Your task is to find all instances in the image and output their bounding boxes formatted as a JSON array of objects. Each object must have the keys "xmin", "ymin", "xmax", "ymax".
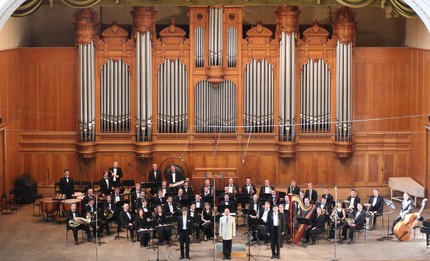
[{"xmin": 420, "ymin": 219, "xmax": 430, "ymax": 247}]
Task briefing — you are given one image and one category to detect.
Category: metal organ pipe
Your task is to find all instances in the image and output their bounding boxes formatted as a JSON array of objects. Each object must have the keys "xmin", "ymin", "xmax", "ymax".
[{"xmin": 209, "ymin": 7, "xmax": 223, "ymax": 66}]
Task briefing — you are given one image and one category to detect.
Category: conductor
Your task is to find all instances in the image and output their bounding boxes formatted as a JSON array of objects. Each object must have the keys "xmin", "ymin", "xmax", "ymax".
[{"xmin": 219, "ymin": 208, "xmax": 236, "ymax": 260}]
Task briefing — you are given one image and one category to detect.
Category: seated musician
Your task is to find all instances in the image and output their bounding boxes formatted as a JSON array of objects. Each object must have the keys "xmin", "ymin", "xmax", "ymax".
[
  {"xmin": 317, "ymin": 197, "xmax": 331, "ymax": 217},
  {"xmin": 287, "ymin": 180, "xmax": 300, "ymax": 195},
  {"xmin": 154, "ymin": 205, "xmax": 171, "ymax": 245},
  {"xmin": 155, "ymin": 189, "xmax": 166, "ymax": 206},
  {"xmin": 166, "ymin": 165, "xmax": 185, "ymax": 186},
  {"xmin": 83, "ymin": 188, "xmax": 95, "ymax": 206},
  {"xmin": 281, "ymin": 195, "xmax": 290, "ymax": 216},
  {"xmin": 135, "ymin": 208, "xmax": 151, "ymax": 247},
  {"xmin": 161, "ymin": 181, "xmax": 169, "ymax": 197},
  {"xmin": 59, "ymin": 169, "xmax": 74, "ymax": 199},
  {"xmin": 66, "ymin": 203, "xmax": 92, "ymax": 245},
  {"xmin": 220, "ymin": 193, "xmax": 236, "ymax": 213},
  {"xmin": 270, "ymin": 190, "xmax": 280, "ymax": 207},
  {"xmin": 392, "ymin": 192, "xmax": 414, "ymax": 234},
  {"xmin": 131, "ymin": 183, "xmax": 142, "ymax": 207},
  {"xmin": 341, "ymin": 203, "xmax": 366, "ymax": 244},
  {"xmin": 200, "ymin": 178, "xmax": 214, "ymax": 195},
  {"xmin": 189, "ymin": 203, "xmax": 201, "ymax": 242},
  {"xmin": 135, "ymin": 190, "xmax": 147, "ymax": 210},
  {"xmin": 267, "ymin": 205, "xmax": 284, "ymax": 259},
  {"xmin": 305, "ymin": 207, "xmax": 326, "ymax": 245},
  {"xmin": 163, "ymin": 195, "xmax": 178, "ymax": 216},
  {"xmin": 241, "ymin": 177, "xmax": 256, "ymax": 195},
  {"xmin": 329, "ymin": 201, "xmax": 346, "ymax": 239},
  {"xmin": 113, "ymin": 187, "xmax": 124, "ymax": 204},
  {"xmin": 119, "ymin": 203, "xmax": 136, "ymax": 242},
  {"xmin": 226, "ymin": 178, "xmax": 238, "ymax": 197},
  {"xmin": 321, "ymin": 188, "xmax": 334, "ymax": 210},
  {"xmin": 84, "ymin": 198, "xmax": 102, "ymax": 238},
  {"xmin": 304, "ymin": 183, "xmax": 318, "ymax": 204},
  {"xmin": 299, "ymin": 198, "xmax": 312, "ymax": 218},
  {"xmin": 221, "ymin": 186, "xmax": 234, "ymax": 200},
  {"xmin": 174, "ymin": 188, "xmax": 186, "ymax": 206},
  {"xmin": 192, "ymin": 194, "xmax": 204, "ymax": 211},
  {"xmin": 368, "ymin": 188, "xmax": 384, "ymax": 226},
  {"xmin": 100, "ymin": 171, "xmax": 112, "ymax": 196},
  {"xmin": 201, "ymin": 202, "xmax": 214, "ymax": 241},
  {"xmin": 182, "ymin": 181, "xmax": 194, "ymax": 197},
  {"xmin": 249, "ymin": 194, "xmax": 261, "ymax": 242},
  {"xmin": 299, "ymin": 190, "xmax": 305, "ymax": 201},
  {"xmin": 259, "ymin": 180, "xmax": 274, "ymax": 197},
  {"xmin": 347, "ymin": 189, "xmax": 360, "ymax": 210},
  {"xmin": 102, "ymin": 195, "xmax": 115, "ymax": 235}
]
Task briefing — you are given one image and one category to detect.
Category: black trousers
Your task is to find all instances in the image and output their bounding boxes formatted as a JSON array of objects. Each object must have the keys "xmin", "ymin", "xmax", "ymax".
[
  {"xmin": 138, "ymin": 231, "xmax": 150, "ymax": 246},
  {"xmin": 270, "ymin": 227, "xmax": 280, "ymax": 256},
  {"xmin": 179, "ymin": 230, "xmax": 190, "ymax": 257},
  {"xmin": 342, "ymin": 224, "xmax": 361, "ymax": 241},
  {"xmin": 392, "ymin": 215, "xmax": 402, "ymax": 232},
  {"xmin": 71, "ymin": 224, "xmax": 91, "ymax": 241},
  {"xmin": 223, "ymin": 239, "xmax": 232, "ymax": 257}
]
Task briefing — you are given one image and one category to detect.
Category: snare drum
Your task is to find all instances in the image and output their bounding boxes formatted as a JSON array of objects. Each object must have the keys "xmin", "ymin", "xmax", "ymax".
[
  {"xmin": 40, "ymin": 198, "xmax": 60, "ymax": 221},
  {"xmin": 62, "ymin": 199, "xmax": 81, "ymax": 215}
]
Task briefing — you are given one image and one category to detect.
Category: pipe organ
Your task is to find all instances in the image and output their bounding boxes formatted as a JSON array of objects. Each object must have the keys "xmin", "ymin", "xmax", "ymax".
[{"xmin": 73, "ymin": 5, "xmax": 357, "ymax": 162}]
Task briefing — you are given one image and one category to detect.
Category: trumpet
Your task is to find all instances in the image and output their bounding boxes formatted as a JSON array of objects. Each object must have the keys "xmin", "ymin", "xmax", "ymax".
[{"xmin": 69, "ymin": 217, "xmax": 91, "ymax": 228}]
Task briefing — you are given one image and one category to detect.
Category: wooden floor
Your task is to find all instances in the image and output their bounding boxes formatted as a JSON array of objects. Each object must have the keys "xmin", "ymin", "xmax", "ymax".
[{"xmin": 0, "ymin": 204, "xmax": 429, "ymax": 261}]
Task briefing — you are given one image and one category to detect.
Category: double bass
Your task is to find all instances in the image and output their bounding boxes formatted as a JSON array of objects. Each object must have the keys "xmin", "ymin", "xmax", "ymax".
[{"xmin": 394, "ymin": 198, "xmax": 427, "ymax": 241}]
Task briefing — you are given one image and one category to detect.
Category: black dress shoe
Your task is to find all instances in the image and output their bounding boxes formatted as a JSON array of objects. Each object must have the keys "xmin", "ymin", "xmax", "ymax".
[
  {"xmin": 222, "ymin": 256, "xmax": 226, "ymax": 260},
  {"xmin": 179, "ymin": 257, "xmax": 184, "ymax": 260},
  {"xmin": 347, "ymin": 240, "xmax": 353, "ymax": 244},
  {"xmin": 228, "ymin": 256, "xmax": 231, "ymax": 260},
  {"xmin": 277, "ymin": 256, "xmax": 280, "ymax": 259},
  {"xmin": 186, "ymin": 256, "xmax": 191, "ymax": 259},
  {"xmin": 310, "ymin": 242, "xmax": 316, "ymax": 245},
  {"xmin": 75, "ymin": 241, "xmax": 79, "ymax": 245},
  {"xmin": 87, "ymin": 238, "xmax": 93, "ymax": 242},
  {"xmin": 271, "ymin": 255, "xmax": 275, "ymax": 259}
]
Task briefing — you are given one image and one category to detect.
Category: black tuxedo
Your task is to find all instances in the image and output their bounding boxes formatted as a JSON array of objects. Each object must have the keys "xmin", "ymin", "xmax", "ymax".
[
  {"xmin": 306, "ymin": 213, "xmax": 326, "ymax": 243},
  {"xmin": 368, "ymin": 195, "xmax": 384, "ymax": 214},
  {"xmin": 148, "ymin": 169, "xmax": 162, "ymax": 183},
  {"xmin": 59, "ymin": 177, "xmax": 74, "ymax": 199},
  {"xmin": 304, "ymin": 189, "xmax": 318, "ymax": 204},
  {"xmin": 163, "ymin": 202, "xmax": 178, "ymax": 215},
  {"xmin": 287, "ymin": 186, "xmax": 300, "ymax": 195},
  {"xmin": 99, "ymin": 177, "xmax": 112, "ymax": 196},
  {"xmin": 267, "ymin": 211, "xmax": 285, "ymax": 257},
  {"xmin": 321, "ymin": 193, "xmax": 334, "ymax": 208},
  {"xmin": 220, "ymin": 200, "xmax": 236, "ymax": 213},
  {"xmin": 66, "ymin": 209, "xmax": 91, "ymax": 242},
  {"xmin": 108, "ymin": 166, "xmax": 123, "ymax": 188},
  {"xmin": 259, "ymin": 185, "xmax": 274, "ymax": 197},
  {"xmin": 155, "ymin": 196, "xmax": 166, "ymax": 207},
  {"xmin": 347, "ymin": 196, "xmax": 361, "ymax": 209},
  {"xmin": 342, "ymin": 210, "xmax": 366, "ymax": 241},
  {"xmin": 174, "ymin": 195, "xmax": 185, "ymax": 206},
  {"xmin": 241, "ymin": 184, "xmax": 257, "ymax": 195},
  {"xmin": 166, "ymin": 171, "xmax": 185, "ymax": 185},
  {"xmin": 182, "ymin": 186, "xmax": 194, "ymax": 196},
  {"xmin": 177, "ymin": 215, "xmax": 192, "ymax": 258},
  {"xmin": 112, "ymin": 193, "xmax": 124, "ymax": 204},
  {"xmin": 119, "ymin": 210, "xmax": 135, "ymax": 239},
  {"xmin": 249, "ymin": 200, "xmax": 261, "ymax": 215}
]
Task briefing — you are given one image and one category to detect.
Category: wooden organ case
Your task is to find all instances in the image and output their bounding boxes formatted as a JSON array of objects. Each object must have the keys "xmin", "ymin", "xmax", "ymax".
[{"xmin": 73, "ymin": 6, "xmax": 359, "ymax": 187}]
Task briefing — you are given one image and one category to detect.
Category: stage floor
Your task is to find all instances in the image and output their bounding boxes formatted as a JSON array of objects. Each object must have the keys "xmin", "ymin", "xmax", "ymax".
[{"xmin": 0, "ymin": 204, "xmax": 429, "ymax": 261}]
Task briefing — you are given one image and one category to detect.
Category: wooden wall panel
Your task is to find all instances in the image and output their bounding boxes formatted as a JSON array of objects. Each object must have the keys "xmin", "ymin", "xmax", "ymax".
[
  {"xmin": 354, "ymin": 154, "xmax": 366, "ymax": 184},
  {"xmin": 316, "ymin": 154, "xmax": 331, "ymax": 185},
  {"xmin": 368, "ymin": 154, "xmax": 380, "ymax": 184},
  {"xmin": 383, "ymin": 154, "xmax": 394, "ymax": 184}
]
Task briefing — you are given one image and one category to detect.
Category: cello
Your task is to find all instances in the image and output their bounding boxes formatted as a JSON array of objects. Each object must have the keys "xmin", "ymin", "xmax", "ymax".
[{"xmin": 394, "ymin": 198, "xmax": 427, "ymax": 241}]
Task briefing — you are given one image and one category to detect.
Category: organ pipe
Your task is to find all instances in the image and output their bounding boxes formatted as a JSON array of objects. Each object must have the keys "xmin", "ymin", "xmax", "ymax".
[{"xmin": 335, "ymin": 41, "xmax": 352, "ymax": 141}]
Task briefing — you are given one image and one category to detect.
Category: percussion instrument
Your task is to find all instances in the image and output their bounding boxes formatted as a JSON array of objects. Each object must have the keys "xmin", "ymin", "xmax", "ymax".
[
  {"xmin": 62, "ymin": 199, "xmax": 81, "ymax": 216},
  {"xmin": 362, "ymin": 203, "xmax": 372, "ymax": 210},
  {"xmin": 72, "ymin": 192, "xmax": 84, "ymax": 198},
  {"xmin": 40, "ymin": 198, "xmax": 60, "ymax": 221},
  {"xmin": 365, "ymin": 211, "xmax": 375, "ymax": 230},
  {"xmin": 342, "ymin": 200, "xmax": 350, "ymax": 208}
]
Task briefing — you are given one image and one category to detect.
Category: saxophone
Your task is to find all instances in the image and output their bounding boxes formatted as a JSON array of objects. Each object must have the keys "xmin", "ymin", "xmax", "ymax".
[{"xmin": 69, "ymin": 217, "xmax": 91, "ymax": 227}]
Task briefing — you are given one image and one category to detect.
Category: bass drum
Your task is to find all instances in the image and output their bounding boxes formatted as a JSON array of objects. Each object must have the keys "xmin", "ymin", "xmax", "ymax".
[{"xmin": 365, "ymin": 211, "xmax": 375, "ymax": 230}]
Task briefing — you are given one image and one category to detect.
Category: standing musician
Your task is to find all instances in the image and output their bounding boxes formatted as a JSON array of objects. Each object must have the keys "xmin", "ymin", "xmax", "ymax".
[
  {"xmin": 135, "ymin": 208, "xmax": 151, "ymax": 247},
  {"xmin": 148, "ymin": 163, "xmax": 162, "ymax": 195},
  {"xmin": 341, "ymin": 203, "xmax": 366, "ymax": 244},
  {"xmin": 278, "ymin": 204, "xmax": 289, "ymax": 245},
  {"xmin": 347, "ymin": 189, "xmax": 360, "ymax": 210},
  {"xmin": 166, "ymin": 165, "xmax": 185, "ymax": 185},
  {"xmin": 267, "ymin": 205, "xmax": 284, "ymax": 259},
  {"xmin": 329, "ymin": 201, "xmax": 346, "ymax": 239},
  {"xmin": 182, "ymin": 181, "xmax": 194, "ymax": 196},
  {"xmin": 66, "ymin": 203, "xmax": 92, "ymax": 245},
  {"xmin": 108, "ymin": 161, "xmax": 123, "ymax": 189},
  {"xmin": 392, "ymin": 192, "xmax": 414, "ymax": 233},
  {"xmin": 368, "ymin": 188, "xmax": 384, "ymax": 226},
  {"xmin": 112, "ymin": 187, "xmax": 124, "ymax": 203},
  {"xmin": 287, "ymin": 180, "xmax": 300, "ymax": 195},
  {"xmin": 154, "ymin": 205, "xmax": 171, "ymax": 245},
  {"xmin": 258, "ymin": 201, "xmax": 272, "ymax": 243},
  {"xmin": 305, "ymin": 207, "xmax": 326, "ymax": 245},
  {"xmin": 304, "ymin": 183, "xmax": 318, "ymax": 204},
  {"xmin": 99, "ymin": 171, "xmax": 112, "ymax": 196},
  {"xmin": 260, "ymin": 180, "xmax": 274, "ymax": 197},
  {"xmin": 201, "ymin": 202, "xmax": 214, "ymax": 241},
  {"xmin": 241, "ymin": 177, "xmax": 256, "ymax": 195},
  {"xmin": 189, "ymin": 203, "xmax": 201, "ymax": 242},
  {"xmin": 178, "ymin": 207, "xmax": 192, "ymax": 260},
  {"xmin": 59, "ymin": 169, "xmax": 74, "ymax": 199},
  {"xmin": 226, "ymin": 178, "xmax": 238, "ymax": 196},
  {"xmin": 119, "ymin": 203, "xmax": 135, "ymax": 242},
  {"xmin": 219, "ymin": 208, "xmax": 236, "ymax": 260},
  {"xmin": 321, "ymin": 188, "xmax": 334, "ymax": 209}
]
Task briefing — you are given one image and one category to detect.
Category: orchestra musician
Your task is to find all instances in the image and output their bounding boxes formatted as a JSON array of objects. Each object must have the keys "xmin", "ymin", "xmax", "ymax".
[
  {"xmin": 189, "ymin": 203, "xmax": 201, "ymax": 242},
  {"xmin": 108, "ymin": 161, "xmax": 123, "ymax": 189},
  {"xmin": 163, "ymin": 195, "xmax": 178, "ymax": 216},
  {"xmin": 202, "ymin": 186, "xmax": 213, "ymax": 206},
  {"xmin": 329, "ymin": 201, "xmax": 346, "ymax": 239},
  {"xmin": 287, "ymin": 180, "xmax": 300, "ymax": 195},
  {"xmin": 241, "ymin": 177, "xmax": 256, "ymax": 195},
  {"xmin": 182, "ymin": 180, "xmax": 194, "ymax": 196},
  {"xmin": 201, "ymin": 202, "xmax": 214, "ymax": 241},
  {"xmin": 391, "ymin": 192, "xmax": 414, "ymax": 233},
  {"xmin": 219, "ymin": 208, "xmax": 236, "ymax": 260},
  {"xmin": 304, "ymin": 183, "xmax": 318, "ymax": 204},
  {"xmin": 178, "ymin": 207, "xmax": 192, "ymax": 260},
  {"xmin": 226, "ymin": 178, "xmax": 238, "ymax": 196},
  {"xmin": 192, "ymin": 194, "xmax": 204, "ymax": 211},
  {"xmin": 270, "ymin": 190, "xmax": 280, "ymax": 207},
  {"xmin": 200, "ymin": 178, "xmax": 214, "ymax": 195},
  {"xmin": 299, "ymin": 190, "xmax": 305, "ymax": 201},
  {"xmin": 166, "ymin": 165, "xmax": 185, "ymax": 185},
  {"xmin": 161, "ymin": 181, "xmax": 169, "ymax": 197},
  {"xmin": 368, "ymin": 188, "xmax": 384, "ymax": 226},
  {"xmin": 135, "ymin": 192, "xmax": 148, "ymax": 211},
  {"xmin": 135, "ymin": 208, "xmax": 150, "ymax": 247},
  {"xmin": 321, "ymin": 187, "xmax": 334, "ymax": 209},
  {"xmin": 305, "ymin": 207, "xmax": 326, "ymax": 245},
  {"xmin": 260, "ymin": 180, "xmax": 274, "ymax": 197},
  {"xmin": 267, "ymin": 205, "xmax": 284, "ymax": 259},
  {"xmin": 99, "ymin": 171, "xmax": 112, "ymax": 196},
  {"xmin": 84, "ymin": 198, "xmax": 101, "ymax": 238},
  {"xmin": 174, "ymin": 188, "xmax": 186, "ymax": 206},
  {"xmin": 278, "ymin": 204, "xmax": 289, "ymax": 246},
  {"xmin": 249, "ymin": 194, "xmax": 261, "ymax": 242},
  {"xmin": 131, "ymin": 183, "xmax": 142, "ymax": 212},
  {"xmin": 83, "ymin": 188, "xmax": 95, "ymax": 206},
  {"xmin": 119, "ymin": 203, "xmax": 136, "ymax": 243},
  {"xmin": 220, "ymin": 193, "xmax": 236, "ymax": 213},
  {"xmin": 341, "ymin": 203, "xmax": 366, "ymax": 244},
  {"xmin": 59, "ymin": 169, "xmax": 74, "ymax": 199},
  {"xmin": 102, "ymin": 195, "xmax": 115, "ymax": 235},
  {"xmin": 112, "ymin": 187, "xmax": 124, "ymax": 204},
  {"xmin": 347, "ymin": 189, "xmax": 360, "ymax": 210},
  {"xmin": 154, "ymin": 205, "xmax": 171, "ymax": 245},
  {"xmin": 155, "ymin": 189, "xmax": 166, "ymax": 207},
  {"xmin": 148, "ymin": 163, "xmax": 162, "ymax": 195},
  {"xmin": 259, "ymin": 201, "xmax": 272, "ymax": 243},
  {"xmin": 66, "ymin": 203, "xmax": 92, "ymax": 245},
  {"xmin": 317, "ymin": 197, "xmax": 331, "ymax": 217}
]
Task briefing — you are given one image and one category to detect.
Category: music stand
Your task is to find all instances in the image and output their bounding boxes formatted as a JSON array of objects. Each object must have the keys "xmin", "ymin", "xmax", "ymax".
[
  {"xmin": 93, "ymin": 209, "xmax": 106, "ymax": 245},
  {"xmin": 139, "ymin": 220, "xmax": 157, "ymax": 249},
  {"xmin": 260, "ymin": 193, "xmax": 271, "ymax": 204},
  {"xmin": 178, "ymin": 198, "xmax": 193, "ymax": 208},
  {"xmin": 165, "ymin": 216, "xmax": 178, "ymax": 246},
  {"xmin": 148, "ymin": 223, "xmax": 169, "ymax": 261},
  {"xmin": 114, "ymin": 200, "xmax": 127, "ymax": 240},
  {"xmin": 378, "ymin": 199, "xmax": 395, "ymax": 241}
]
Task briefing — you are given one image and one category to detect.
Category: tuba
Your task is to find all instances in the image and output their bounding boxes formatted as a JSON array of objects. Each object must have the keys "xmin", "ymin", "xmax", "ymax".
[{"xmin": 69, "ymin": 217, "xmax": 91, "ymax": 228}]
